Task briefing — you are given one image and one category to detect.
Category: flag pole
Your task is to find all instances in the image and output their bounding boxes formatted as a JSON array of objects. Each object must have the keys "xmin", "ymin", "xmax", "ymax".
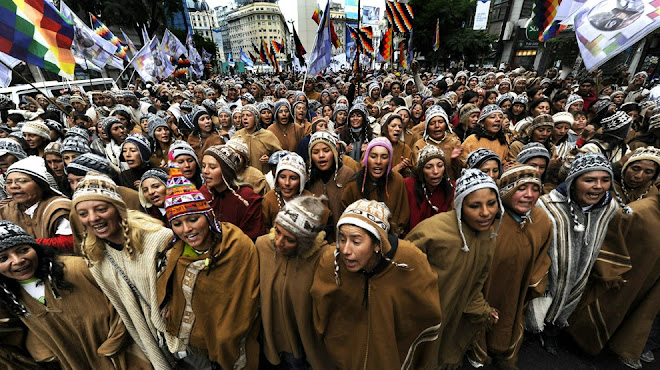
[
  {"xmin": 356, "ymin": 0, "xmax": 362, "ymax": 93},
  {"xmin": 303, "ymin": 9, "xmax": 324, "ymax": 90},
  {"xmin": 0, "ymin": 59, "xmax": 68, "ymax": 114}
]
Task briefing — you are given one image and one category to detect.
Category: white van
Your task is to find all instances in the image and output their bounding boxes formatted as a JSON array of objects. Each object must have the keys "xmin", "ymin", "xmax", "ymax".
[{"xmin": 0, "ymin": 78, "xmax": 117, "ymax": 107}]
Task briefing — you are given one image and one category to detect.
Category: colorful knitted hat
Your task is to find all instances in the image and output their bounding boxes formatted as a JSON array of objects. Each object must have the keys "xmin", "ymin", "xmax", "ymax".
[
  {"xmin": 516, "ymin": 142, "xmax": 551, "ymax": 165},
  {"xmin": 21, "ymin": 121, "xmax": 50, "ymax": 140},
  {"xmin": 274, "ymin": 195, "xmax": 326, "ymax": 249},
  {"xmin": 454, "ymin": 168, "xmax": 503, "ymax": 252},
  {"xmin": 362, "ymin": 137, "xmax": 393, "ymax": 192},
  {"xmin": 466, "ymin": 148, "xmax": 502, "ymax": 175},
  {"xmin": 165, "ymin": 161, "xmax": 216, "ymax": 228},
  {"xmin": 416, "ymin": 144, "xmax": 446, "ymax": 174},
  {"xmin": 66, "ymin": 153, "xmax": 111, "ymax": 177},
  {"xmin": 478, "ymin": 104, "xmax": 503, "ymax": 123},
  {"xmin": 61, "ymin": 135, "xmax": 91, "ymax": 155},
  {"xmin": 120, "ymin": 134, "xmax": 151, "ymax": 163},
  {"xmin": 498, "ymin": 164, "xmax": 542, "ymax": 210},
  {"xmin": 526, "ymin": 114, "xmax": 554, "ymax": 135},
  {"xmin": 276, "ymin": 152, "xmax": 307, "ymax": 195},
  {"xmin": 424, "ymin": 105, "xmax": 451, "ymax": 135}
]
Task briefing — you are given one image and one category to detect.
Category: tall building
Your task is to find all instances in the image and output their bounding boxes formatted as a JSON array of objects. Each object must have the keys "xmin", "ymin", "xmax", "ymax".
[
  {"xmin": 486, "ymin": 0, "xmax": 539, "ymax": 68},
  {"xmin": 167, "ymin": 0, "xmax": 192, "ymax": 35},
  {"xmin": 215, "ymin": 4, "xmax": 237, "ymax": 62},
  {"xmin": 226, "ymin": 2, "xmax": 289, "ymax": 66},
  {"xmin": 188, "ymin": 0, "xmax": 219, "ymax": 41},
  {"xmin": 329, "ymin": 1, "xmax": 346, "ymax": 57}
]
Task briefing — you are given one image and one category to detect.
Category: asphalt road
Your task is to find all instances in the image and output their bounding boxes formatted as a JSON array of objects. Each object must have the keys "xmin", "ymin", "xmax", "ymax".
[{"xmin": 457, "ymin": 332, "xmax": 660, "ymax": 370}]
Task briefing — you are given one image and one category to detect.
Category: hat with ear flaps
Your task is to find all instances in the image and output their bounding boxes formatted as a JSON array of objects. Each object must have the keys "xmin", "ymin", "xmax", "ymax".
[
  {"xmin": 453, "ymin": 168, "xmax": 503, "ymax": 252},
  {"xmin": 565, "ymin": 152, "xmax": 631, "ymax": 232},
  {"xmin": 276, "ymin": 152, "xmax": 307, "ymax": 196},
  {"xmin": 203, "ymin": 145, "xmax": 249, "ymax": 207},
  {"xmin": 333, "ymin": 199, "xmax": 409, "ymax": 286},
  {"xmin": 274, "ymin": 195, "xmax": 327, "ymax": 254},
  {"xmin": 138, "ymin": 168, "xmax": 169, "ymax": 209},
  {"xmin": 498, "ymin": 164, "xmax": 542, "ymax": 211},
  {"xmin": 621, "ymin": 146, "xmax": 660, "ymax": 183}
]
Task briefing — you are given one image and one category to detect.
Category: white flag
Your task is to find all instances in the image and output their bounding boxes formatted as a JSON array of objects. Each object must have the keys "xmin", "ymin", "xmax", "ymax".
[
  {"xmin": 130, "ymin": 41, "xmax": 156, "ymax": 82},
  {"xmin": 60, "ymin": 1, "xmax": 117, "ymax": 70},
  {"xmin": 0, "ymin": 53, "xmax": 20, "ymax": 88}
]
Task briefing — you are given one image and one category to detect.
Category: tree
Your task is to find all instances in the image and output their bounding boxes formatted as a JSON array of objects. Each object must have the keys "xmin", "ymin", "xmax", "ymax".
[
  {"xmin": 66, "ymin": 0, "xmax": 183, "ymax": 36},
  {"xmin": 410, "ymin": 0, "xmax": 496, "ymax": 65}
]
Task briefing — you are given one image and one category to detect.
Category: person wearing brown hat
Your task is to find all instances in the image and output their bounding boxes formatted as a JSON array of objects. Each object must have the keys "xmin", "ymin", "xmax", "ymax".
[
  {"xmin": 232, "ymin": 104, "xmax": 283, "ymax": 174},
  {"xmin": 157, "ymin": 160, "xmax": 260, "ymax": 369},
  {"xmin": 507, "ymin": 113, "xmax": 556, "ymax": 163},
  {"xmin": 468, "ymin": 164, "xmax": 552, "ymax": 369},
  {"xmin": 311, "ymin": 199, "xmax": 442, "ymax": 369},
  {"xmin": 257, "ymin": 196, "xmax": 333, "ymax": 368},
  {"xmin": 0, "ymin": 220, "xmax": 152, "ymax": 369}
]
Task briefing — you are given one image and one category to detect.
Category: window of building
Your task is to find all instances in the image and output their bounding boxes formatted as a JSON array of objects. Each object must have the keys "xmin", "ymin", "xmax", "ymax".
[{"xmin": 520, "ymin": 0, "xmax": 534, "ymax": 18}]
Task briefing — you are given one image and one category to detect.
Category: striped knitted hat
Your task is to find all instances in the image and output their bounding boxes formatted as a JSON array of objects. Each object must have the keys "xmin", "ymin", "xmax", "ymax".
[
  {"xmin": 516, "ymin": 142, "xmax": 551, "ymax": 165},
  {"xmin": 525, "ymin": 114, "xmax": 554, "ymax": 135},
  {"xmin": 478, "ymin": 104, "xmax": 503, "ymax": 123},
  {"xmin": 466, "ymin": 148, "xmax": 502, "ymax": 175},
  {"xmin": 120, "ymin": 134, "xmax": 151, "ymax": 163},
  {"xmin": 276, "ymin": 153, "xmax": 307, "ymax": 195},
  {"xmin": 424, "ymin": 105, "xmax": 451, "ymax": 135},
  {"xmin": 565, "ymin": 94, "xmax": 583, "ymax": 111},
  {"xmin": 61, "ymin": 135, "xmax": 91, "ymax": 155},
  {"xmin": 621, "ymin": 146, "xmax": 660, "ymax": 180},
  {"xmin": 65, "ymin": 126, "xmax": 90, "ymax": 141},
  {"xmin": 498, "ymin": 164, "xmax": 542, "ymax": 209},
  {"xmin": 165, "ymin": 161, "xmax": 216, "ymax": 228},
  {"xmin": 66, "ymin": 153, "xmax": 111, "ymax": 177},
  {"xmin": 601, "ymin": 110, "xmax": 632, "ymax": 133}
]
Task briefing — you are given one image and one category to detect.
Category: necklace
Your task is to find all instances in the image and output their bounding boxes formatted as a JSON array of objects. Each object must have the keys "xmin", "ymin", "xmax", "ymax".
[
  {"xmin": 422, "ymin": 182, "xmax": 440, "ymax": 213},
  {"xmin": 276, "ymin": 122, "xmax": 290, "ymax": 137},
  {"xmin": 621, "ymin": 182, "xmax": 650, "ymax": 203}
]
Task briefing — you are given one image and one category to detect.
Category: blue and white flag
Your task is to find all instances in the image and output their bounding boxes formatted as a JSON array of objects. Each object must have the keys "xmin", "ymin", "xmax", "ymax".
[
  {"xmin": 307, "ymin": 1, "xmax": 332, "ymax": 76},
  {"xmin": 240, "ymin": 49, "xmax": 253, "ymax": 68}
]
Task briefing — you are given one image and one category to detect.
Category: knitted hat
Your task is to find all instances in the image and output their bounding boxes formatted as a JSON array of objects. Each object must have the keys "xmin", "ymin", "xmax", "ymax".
[
  {"xmin": 138, "ymin": 168, "xmax": 169, "ymax": 209},
  {"xmin": 225, "ymin": 138, "xmax": 249, "ymax": 163},
  {"xmin": 202, "ymin": 99, "xmax": 217, "ymax": 115},
  {"xmin": 43, "ymin": 141, "xmax": 62, "ymax": 156},
  {"xmin": 459, "ymin": 103, "xmax": 481, "ymax": 122},
  {"xmin": 621, "ymin": 146, "xmax": 660, "ymax": 181},
  {"xmin": 61, "ymin": 136, "xmax": 91, "ymax": 155},
  {"xmin": 7, "ymin": 156, "xmax": 62, "ymax": 196},
  {"xmin": 498, "ymin": 164, "xmax": 542, "ymax": 210},
  {"xmin": 202, "ymin": 145, "xmax": 249, "ymax": 207},
  {"xmin": 424, "ymin": 105, "xmax": 450, "ymax": 135},
  {"xmin": 592, "ymin": 99, "xmax": 612, "ymax": 114},
  {"xmin": 120, "ymin": 134, "xmax": 151, "ymax": 163},
  {"xmin": 362, "ymin": 136, "xmax": 393, "ymax": 177},
  {"xmin": 309, "ymin": 129, "xmax": 339, "ymax": 168},
  {"xmin": 71, "ymin": 174, "xmax": 127, "ymax": 231},
  {"xmin": 333, "ymin": 103, "xmax": 349, "ymax": 120},
  {"xmin": 241, "ymin": 92, "xmax": 256, "ymax": 103},
  {"xmin": 478, "ymin": 104, "xmax": 503, "ymax": 123},
  {"xmin": 65, "ymin": 126, "xmax": 90, "ymax": 141},
  {"xmin": 147, "ymin": 115, "xmax": 169, "ymax": 140},
  {"xmin": 649, "ymin": 114, "xmax": 660, "ymax": 131},
  {"xmin": 515, "ymin": 142, "xmax": 551, "ymax": 165},
  {"xmin": 101, "ymin": 117, "xmax": 122, "ymax": 139},
  {"xmin": 513, "ymin": 94, "xmax": 529, "ymax": 107},
  {"xmin": 274, "ymin": 195, "xmax": 325, "ymax": 249},
  {"xmin": 565, "ymin": 94, "xmax": 584, "ymax": 111},
  {"xmin": 552, "ymin": 111, "xmax": 574, "ymax": 126},
  {"xmin": 268, "ymin": 150, "xmax": 290, "ymax": 167},
  {"xmin": 257, "ymin": 102, "xmax": 272, "ymax": 113},
  {"xmin": 454, "ymin": 169, "xmax": 503, "ymax": 251},
  {"xmin": 169, "ymin": 140, "xmax": 198, "ymax": 163},
  {"xmin": 180, "ymin": 100, "xmax": 194, "ymax": 111},
  {"xmin": 165, "ymin": 161, "xmax": 218, "ymax": 231},
  {"xmin": 601, "ymin": 110, "xmax": 632, "ymax": 133},
  {"xmin": 0, "ymin": 220, "xmax": 39, "ymax": 253},
  {"xmin": 241, "ymin": 104, "xmax": 261, "ymax": 127},
  {"xmin": 466, "ymin": 148, "xmax": 502, "ymax": 175},
  {"xmin": 190, "ymin": 107, "xmax": 209, "ymax": 130},
  {"xmin": 525, "ymin": 114, "xmax": 554, "ymax": 135},
  {"xmin": 273, "ymin": 99, "xmax": 291, "ymax": 118},
  {"xmin": 43, "ymin": 119, "xmax": 64, "ymax": 137},
  {"xmin": 496, "ymin": 93, "xmax": 514, "ymax": 107},
  {"xmin": 21, "ymin": 121, "xmax": 50, "ymax": 140},
  {"xmin": 66, "ymin": 153, "xmax": 111, "ymax": 177},
  {"xmin": 416, "ymin": 144, "xmax": 446, "ymax": 174},
  {"xmin": 276, "ymin": 152, "xmax": 307, "ymax": 195}
]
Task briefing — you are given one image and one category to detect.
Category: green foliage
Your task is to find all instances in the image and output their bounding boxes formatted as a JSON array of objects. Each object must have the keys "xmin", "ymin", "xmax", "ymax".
[
  {"xmin": 409, "ymin": 0, "xmax": 494, "ymax": 64},
  {"xmin": 66, "ymin": 0, "xmax": 183, "ymax": 36}
]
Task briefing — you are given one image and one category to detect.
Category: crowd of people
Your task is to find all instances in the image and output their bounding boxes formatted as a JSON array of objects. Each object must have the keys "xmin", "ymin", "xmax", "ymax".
[{"xmin": 0, "ymin": 61, "xmax": 658, "ymax": 370}]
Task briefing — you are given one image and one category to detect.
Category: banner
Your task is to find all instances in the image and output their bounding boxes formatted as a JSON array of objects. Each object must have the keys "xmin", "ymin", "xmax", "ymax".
[
  {"xmin": 557, "ymin": 0, "xmax": 588, "ymax": 25},
  {"xmin": 60, "ymin": 2, "xmax": 117, "ymax": 70},
  {"xmin": 345, "ymin": 0, "xmax": 359, "ymax": 20},
  {"xmin": 473, "ymin": 0, "xmax": 491, "ymax": 30},
  {"xmin": 574, "ymin": 0, "xmax": 660, "ymax": 71},
  {"xmin": 362, "ymin": 6, "xmax": 380, "ymax": 25}
]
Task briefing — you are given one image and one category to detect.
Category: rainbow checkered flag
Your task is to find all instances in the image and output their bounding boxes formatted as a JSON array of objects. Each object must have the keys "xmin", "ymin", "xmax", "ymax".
[
  {"xmin": 90, "ymin": 13, "xmax": 127, "ymax": 61},
  {"xmin": 0, "ymin": 0, "xmax": 75, "ymax": 79}
]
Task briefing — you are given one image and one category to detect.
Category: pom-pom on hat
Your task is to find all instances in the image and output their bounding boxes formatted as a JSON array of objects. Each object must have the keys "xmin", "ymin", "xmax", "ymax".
[
  {"xmin": 454, "ymin": 169, "xmax": 503, "ymax": 252},
  {"xmin": 276, "ymin": 152, "xmax": 307, "ymax": 195}
]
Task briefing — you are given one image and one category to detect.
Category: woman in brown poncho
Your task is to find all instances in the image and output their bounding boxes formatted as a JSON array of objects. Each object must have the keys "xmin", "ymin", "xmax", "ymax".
[
  {"xmin": 311, "ymin": 199, "xmax": 442, "ymax": 369},
  {"xmin": 157, "ymin": 164, "xmax": 260, "ymax": 369},
  {"xmin": 257, "ymin": 196, "xmax": 332, "ymax": 369},
  {"xmin": 468, "ymin": 164, "xmax": 552, "ymax": 369},
  {"xmin": 233, "ymin": 104, "xmax": 283, "ymax": 174},
  {"xmin": 406, "ymin": 169, "xmax": 502, "ymax": 369}
]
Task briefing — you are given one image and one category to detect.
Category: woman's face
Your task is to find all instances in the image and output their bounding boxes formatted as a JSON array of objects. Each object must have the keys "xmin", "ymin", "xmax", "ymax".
[
  {"xmin": 6, "ymin": 173, "xmax": 43, "ymax": 207},
  {"xmin": 623, "ymin": 160, "xmax": 657, "ymax": 189},
  {"xmin": 531, "ymin": 126, "xmax": 552, "ymax": 143},
  {"xmin": 218, "ymin": 113, "xmax": 231, "ymax": 127},
  {"xmin": 295, "ymin": 104, "xmax": 306, "ymax": 121},
  {"xmin": 274, "ymin": 223, "xmax": 298, "ymax": 256},
  {"xmin": 337, "ymin": 224, "xmax": 380, "ymax": 273},
  {"xmin": 45, "ymin": 154, "xmax": 64, "ymax": 178},
  {"xmin": 612, "ymin": 95, "xmax": 624, "ymax": 105},
  {"xmin": 315, "ymin": 119, "xmax": 328, "ymax": 132},
  {"xmin": 533, "ymin": 89, "xmax": 544, "ymax": 101},
  {"xmin": 511, "ymin": 103, "xmax": 525, "ymax": 115},
  {"xmin": 277, "ymin": 169, "xmax": 301, "ymax": 200},
  {"xmin": 367, "ymin": 146, "xmax": 389, "ymax": 180},
  {"xmin": 486, "ymin": 93, "xmax": 497, "ymax": 105},
  {"xmin": 456, "ymin": 85, "xmax": 467, "ymax": 98},
  {"xmin": 370, "ymin": 87, "xmax": 381, "ymax": 99},
  {"xmin": 122, "ymin": 143, "xmax": 143, "ymax": 169},
  {"xmin": 110, "ymin": 123, "xmax": 127, "ymax": 143},
  {"xmin": 525, "ymin": 157, "xmax": 547, "ymax": 177},
  {"xmin": 572, "ymin": 170, "xmax": 611, "ymax": 207},
  {"xmin": 461, "ymin": 188, "xmax": 499, "ymax": 232},
  {"xmin": 552, "ymin": 122, "xmax": 571, "ymax": 141},
  {"xmin": 114, "ymin": 114, "xmax": 128, "ymax": 127},
  {"xmin": 198, "ymin": 114, "xmax": 213, "ymax": 134},
  {"xmin": 483, "ymin": 113, "xmax": 502, "ymax": 135},
  {"xmin": 573, "ymin": 114, "xmax": 587, "ymax": 131},
  {"xmin": 154, "ymin": 127, "xmax": 170, "ymax": 144},
  {"xmin": 553, "ymin": 99, "xmax": 567, "ymax": 112},
  {"xmin": 242, "ymin": 111, "xmax": 256, "ymax": 131},
  {"xmin": 349, "ymin": 112, "xmax": 363, "ymax": 129},
  {"xmin": 322, "ymin": 105, "xmax": 333, "ymax": 118},
  {"xmin": 480, "ymin": 160, "xmax": 500, "ymax": 181},
  {"xmin": 277, "ymin": 106, "xmax": 290, "ymax": 124},
  {"xmin": 260, "ymin": 110, "xmax": 273, "ymax": 125},
  {"xmin": 141, "ymin": 178, "xmax": 166, "ymax": 208},
  {"xmin": 423, "ymin": 158, "xmax": 445, "ymax": 189},
  {"xmin": 427, "ymin": 116, "xmax": 447, "ymax": 140},
  {"xmin": 509, "ymin": 183, "xmax": 541, "ymax": 215},
  {"xmin": 567, "ymin": 101, "xmax": 584, "ymax": 113},
  {"xmin": 0, "ymin": 244, "xmax": 38, "ymax": 281},
  {"xmin": 386, "ymin": 118, "xmax": 403, "ymax": 143},
  {"xmin": 23, "ymin": 133, "xmax": 44, "ymax": 149},
  {"xmin": 500, "ymin": 101, "xmax": 512, "ymax": 112},
  {"xmin": 412, "ymin": 104, "xmax": 423, "ymax": 119},
  {"xmin": 532, "ymin": 102, "xmax": 550, "ymax": 116},
  {"xmin": 201, "ymin": 155, "xmax": 225, "ymax": 190},
  {"xmin": 311, "ymin": 143, "xmax": 334, "ymax": 172},
  {"xmin": 171, "ymin": 214, "xmax": 211, "ymax": 249},
  {"xmin": 75, "ymin": 200, "xmax": 122, "ymax": 242},
  {"xmin": 176, "ymin": 155, "xmax": 198, "ymax": 179},
  {"xmin": 398, "ymin": 110, "xmax": 410, "ymax": 126},
  {"xmin": 336, "ymin": 110, "xmax": 347, "ymax": 124},
  {"xmin": 140, "ymin": 118, "xmax": 149, "ymax": 133}
]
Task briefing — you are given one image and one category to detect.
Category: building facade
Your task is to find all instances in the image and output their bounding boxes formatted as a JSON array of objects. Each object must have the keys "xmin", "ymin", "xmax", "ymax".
[
  {"xmin": 486, "ymin": 0, "xmax": 538, "ymax": 68},
  {"xmin": 214, "ymin": 4, "xmax": 236, "ymax": 62},
  {"xmin": 226, "ymin": 2, "xmax": 289, "ymax": 66}
]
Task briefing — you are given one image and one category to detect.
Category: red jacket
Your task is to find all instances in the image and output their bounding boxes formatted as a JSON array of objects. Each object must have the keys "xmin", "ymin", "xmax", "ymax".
[{"xmin": 200, "ymin": 185, "xmax": 265, "ymax": 241}]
